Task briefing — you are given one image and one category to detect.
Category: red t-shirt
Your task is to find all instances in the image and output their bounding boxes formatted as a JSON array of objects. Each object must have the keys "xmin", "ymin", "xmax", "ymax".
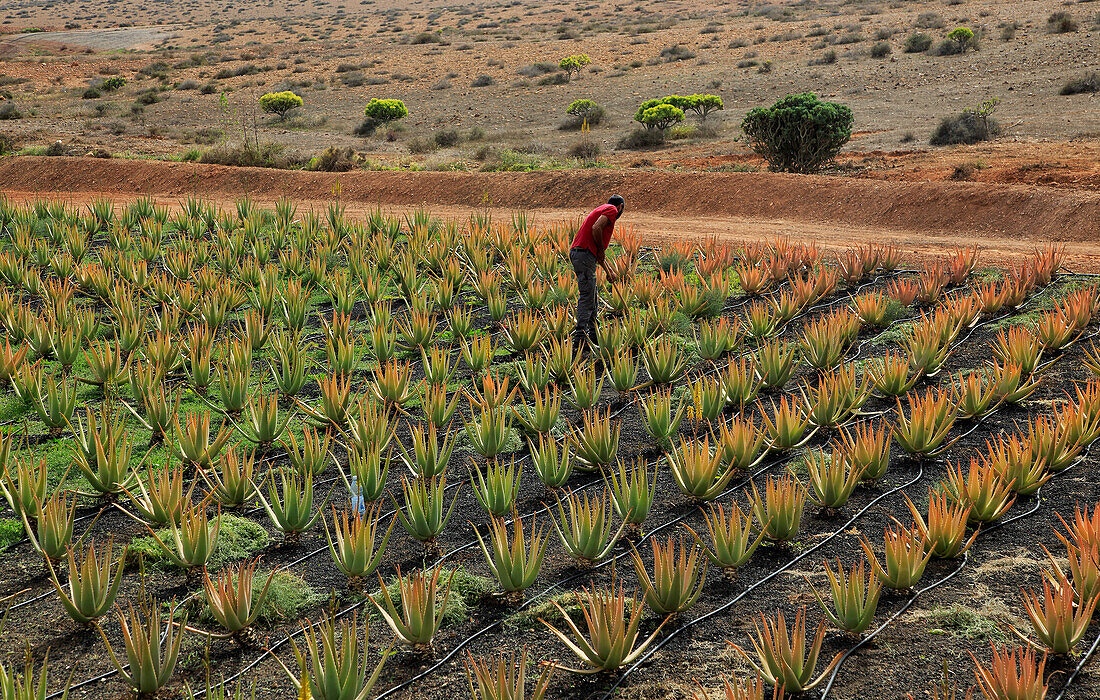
[{"xmin": 571, "ymin": 204, "xmax": 619, "ymax": 262}]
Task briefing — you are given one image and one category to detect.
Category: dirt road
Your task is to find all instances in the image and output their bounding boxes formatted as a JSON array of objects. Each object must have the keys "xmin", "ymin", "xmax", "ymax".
[{"xmin": 2, "ymin": 156, "xmax": 1098, "ymax": 270}]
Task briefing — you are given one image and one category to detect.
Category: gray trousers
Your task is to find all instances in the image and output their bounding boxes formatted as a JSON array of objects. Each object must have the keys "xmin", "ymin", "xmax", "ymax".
[{"xmin": 570, "ymin": 248, "xmax": 598, "ymax": 340}]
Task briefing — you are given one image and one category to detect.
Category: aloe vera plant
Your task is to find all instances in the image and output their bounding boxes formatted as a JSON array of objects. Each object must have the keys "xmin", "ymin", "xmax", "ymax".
[
  {"xmin": 631, "ymin": 534, "xmax": 707, "ymax": 615},
  {"xmin": 749, "ymin": 473, "xmax": 805, "ymax": 544},
  {"xmin": 804, "ymin": 448, "xmax": 863, "ymax": 511},
  {"xmin": 686, "ymin": 501, "xmax": 764, "ymax": 578},
  {"xmin": 862, "ymin": 524, "xmax": 933, "ymax": 590},
  {"xmin": 257, "ymin": 467, "xmax": 324, "ymax": 542},
  {"xmin": 202, "ymin": 446, "xmax": 257, "ymax": 509},
  {"xmin": 20, "ymin": 488, "xmax": 76, "ymax": 562},
  {"xmin": 146, "ymin": 501, "xmax": 221, "ymax": 573},
  {"xmin": 370, "ymin": 565, "xmax": 454, "ymax": 651},
  {"xmin": 970, "ymin": 645, "xmax": 1047, "ymax": 700},
  {"xmin": 668, "ymin": 435, "xmax": 738, "ymax": 502},
  {"xmin": 1014, "ymin": 573, "xmax": 1098, "ymax": 655},
  {"xmin": 466, "ymin": 648, "xmax": 553, "ymax": 700},
  {"xmin": 398, "ymin": 422, "xmax": 455, "ymax": 480},
  {"xmin": 46, "ymin": 538, "xmax": 127, "ymax": 624},
  {"xmin": 540, "ymin": 581, "xmax": 668, "ymax": 673},
  {"xmin": 198, "ymin": 558, "xmax": 277, "ymax": 643},
  {"xmin": 640, "ymin": 389, "xmax": 687, "ymax": 452},
  {"xmin": 905, "ymin": 490, "xmax": 977, "ymax": 559},
  {"xmin": 466, "ymin": 403, "xmax": 514, "ymax": 462},
  {"xmin": 325, "ymin": 504, "xmax": 394, "ymax": 592},
  {"xmin": 728, "ymin": 607, "xmax": 843, "ymax": 693},
  {"xmin": 99, "ymin": 599, "xmax": 187, "ymax": 697},
  {"xmin": 394, "ymin": 473, "xmax": 459, "ymax": 555},
  {"xmin": 807, "ymin": 557, "xmax": 881, "ymax": 635},
  {"xmin": 475, "ymin": 513, "xmax": 549, "ymax": 604},
  {"xmin": 551, "ymin": 488, "xmax": 628, "ymax": 566},
  {"xmin": 0, "ymin": 651, "xmax": 72, "ymax": 700},
  {"xmin": 528, "ymin": 435, "xmax": 573, "ymax": 489},
  {"xmin": 569, "ymin": 407, "xmax": 620, "ymax": 471},
  {"xmin": 281, "ymin": 612, "xmax": 391, "ymax": 700},
  {"xmin": 606, "ymin": 457, "xmax": 657, "ymax": 534}
]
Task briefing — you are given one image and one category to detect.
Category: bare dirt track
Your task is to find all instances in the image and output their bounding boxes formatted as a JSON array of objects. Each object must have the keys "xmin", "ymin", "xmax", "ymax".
[{"xmin": 3, "ymin": 156, "xmax": 1099, "ymax": 270}]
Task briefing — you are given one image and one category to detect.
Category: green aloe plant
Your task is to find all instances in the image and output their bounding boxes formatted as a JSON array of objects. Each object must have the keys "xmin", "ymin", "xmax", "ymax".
[
  {"xmin": 807, "ymin": 557, "xmax": 882, "ymax": 635},
  {"xmin": 46, "ymin": 538, "xmax": 127, "ymax": 624},
  {"xmin": 394, "ymin": 473, "xmax": 459, "ymax": 556},
  {"xmin": 257, "ymin": 468, "xmax": 324, "ymax": 543},
  {"xmin": 540, "ymin": 581, "xmax": 668, "ymax": 673},
  {"xmin": 475, "ymin": 513, "xmax": 549, "ymax": 605},
  {"xmin": 631, "ymin": 534, "xmax": 707, "ymax": 615},
  {"xmin": 99, "ymin": 599, "xmax": 187, "ymax": 697},
  {"xmin": 324, "ymin": 504, "xmax": 394, "ymax": 593},
  {"xmin": 728, "ymin": 607, "xmax": 843, "ymax": 693},
  {"xmin": 550, "ymin": 488, "xmax": 627, "ymax": 566},
  {"xmin": 370, "ymin": 566, "xmax": 454, "ymax": 652}
]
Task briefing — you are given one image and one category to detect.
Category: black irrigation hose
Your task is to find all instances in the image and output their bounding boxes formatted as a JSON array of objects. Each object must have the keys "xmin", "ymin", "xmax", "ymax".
[
  {"xmin": 374, "ymin": 449, "xmax": 792, "ymax": 700},
  {"xmin": 29, "ymin": 266, "xmax": 1076, "ymax": 696},
  {"xmin": 820, "ymin": 438, "xmax": 1095, "ymax": 699},
  {"xmin": 601, "ymin": 279, "xmax": 1080, "ymax": 698},
  {"xmin": 600, "ymin": 462, "xmax": 928, "ymax": 699}
]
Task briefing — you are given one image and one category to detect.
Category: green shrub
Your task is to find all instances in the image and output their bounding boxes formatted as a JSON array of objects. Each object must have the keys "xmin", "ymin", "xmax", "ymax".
[
  {"xmin": 870, "ymin": 41, "xmax": 892, "ymax": 58},
  {"xmin": 904, "ymin": 32, "xmax": 933, "ymax": 52},
  {"xmin": 259, "ymin": 91, "xmax": 303, "ymax": 119},
  {"xmin": 471, "ymin": 74, "xmax": 495, "ymax": 87},
  {"xmin": 559, "ymin": 54, "xmax": 591, "ymax": 79},
  {"xmin": 929, "ymin": 98, "xmax": 1001, "ymax": 146},
  {"xmin": 562, "ymin": 99, "xmax": 605, "ymax": 129},
  {"xmin": 199, "ymin": 141, "xmax": 306, "ymax": 169},
  {"xmin": 935, "ymin": 27, "xmax": 978, "ymax": 55},
  {"xmin": 357, "ymin": 98, "xmax": 407, "ymax": 137},
  {"xmin": 741, "ymin": 92, "xmax": 853, "ymax": 173},
  {"xmin": 1061, "ymin": 72, "xmax": 1100, "ymax": 95},
  {"xmin": 82, "ymin": 87, "xmax": 101, "ymax": 99},
  {"xmin": 635, "ymin": 103, "xmax": 685, "ymax": 131}
]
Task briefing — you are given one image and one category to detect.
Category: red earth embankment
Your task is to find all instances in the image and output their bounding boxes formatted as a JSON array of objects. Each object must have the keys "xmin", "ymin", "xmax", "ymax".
[{"xmin": 2, "ymin": 156, "xmax": 1098, "ymax": 269}]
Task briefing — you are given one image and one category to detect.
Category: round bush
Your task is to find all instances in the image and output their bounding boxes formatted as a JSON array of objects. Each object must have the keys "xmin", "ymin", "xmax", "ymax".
[
  {"xmin": 259, "ymin": 91, "xmax": 303, "ymax": 119},
  {"xmin": 565, "ymin": 98, "xmax": 604, "ymax": 126},
  {"xmin": 364, "ymin": 98, "xmax": 408, "ymax": 124},
  {"xmin": 871, "ymin": 41, "xmax": 892, "ymax": 58},
  {"xmin": 740, "ymin": 92, "xmax": 853, "ymax": 174},
  {"xmin": 635, "ymin": 103, "xmax": 685, "ymax": 131},
  {"xmin": 101, "ymin": 76, "xmax": 127, "ymax": 91},
  {"xmin": 904, "ymin": 32, "xmax": 933, "ymax": 53}
]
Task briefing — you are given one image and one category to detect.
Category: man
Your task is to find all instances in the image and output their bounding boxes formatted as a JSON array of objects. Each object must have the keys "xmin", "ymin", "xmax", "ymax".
[{"xmin": 570, "ymin": 195, "xmax": 624, "ymax": 348}]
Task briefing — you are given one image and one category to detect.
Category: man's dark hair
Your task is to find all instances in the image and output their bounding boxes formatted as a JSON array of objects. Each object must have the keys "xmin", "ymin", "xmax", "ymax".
[{"xmin": 608, "ymin": 194, "xmax": 625, "ymax": 210}]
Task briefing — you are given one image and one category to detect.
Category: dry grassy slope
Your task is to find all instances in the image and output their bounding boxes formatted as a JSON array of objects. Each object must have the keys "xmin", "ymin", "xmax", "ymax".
[{"xmin": 2, "ymin": 156, "xmax": 1099, "ymax": 269}]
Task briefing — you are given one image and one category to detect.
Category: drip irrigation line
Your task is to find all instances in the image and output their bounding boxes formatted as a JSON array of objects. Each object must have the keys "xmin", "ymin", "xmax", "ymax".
[
  {"xmin": 820, "ymin": 443, "xmax": 1091, "ymax": 699},
  {"xmin": 373, "ymin": 450, "xmax": 793, "ymax": 700},
  {"xmin": 599, "ymin": 462, "xmax": 928, "ymax": 699}
]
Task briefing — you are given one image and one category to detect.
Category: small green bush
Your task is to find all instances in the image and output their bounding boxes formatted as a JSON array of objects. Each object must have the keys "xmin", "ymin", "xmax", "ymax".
[
  {"xmin": 930, "ymin": 98, "xmax": 1001, "ymax": 146},
  {"xmin": 635, "ymin": 103, "xmax": 685, "ymax": 131},
  {"xmin": 358, "ymin": 98, "xmax": 408, "ymax": 136},
  {"xmin": 308, "ymin": 146, "xmax": 361, "ymax": 171},
  {"xmin": 82, "ymin": 87, "xmax": 101, "ymax": 99},
  {"xmin": 101, "ymin": 76, "xmax": 127, "ymax": 91},
  {"xmin": 433, "ymin": 129, "xmax": 461, "ymax": 147},
  {"xmin": 562, "ymin": 99, "xmax": 605, "ymax": 129},
  {"xmin": 538, "ymin": 72, "xmax": 570, "ymax": 86},
  {"xmin": 259, "ymin": 91, "xmax": 303, "ymax": 119},
  {"xmin": 741, "ymin": 92, "xmax": 853, "ymax": 173},
  {"xmin": 559, "ymin": 54, "xmax": 591, "ymax": 78},
  {"xmin": 471, "ymin": 74, "xmax": 495, "ymax": 87},
  {"xmin": 935, "ymin": 27, "xmax": 978, "ymax": 55},
  {"xmin": 904, "ymin": 32, "xmax": 933, "ymax": 52},
  {"xmin": 870, "ymin": 41, "xmax": 892, "ymax": 58}
]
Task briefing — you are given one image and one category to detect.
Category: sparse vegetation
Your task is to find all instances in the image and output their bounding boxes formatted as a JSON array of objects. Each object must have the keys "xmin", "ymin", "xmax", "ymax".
[
  {"xmin": 1061, "ymin": 73, "xmax": 1100, "ymax": 95},
  {"xmin": 930, "ymin": 98, "xmax": 1001, "ymax": 146}
]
